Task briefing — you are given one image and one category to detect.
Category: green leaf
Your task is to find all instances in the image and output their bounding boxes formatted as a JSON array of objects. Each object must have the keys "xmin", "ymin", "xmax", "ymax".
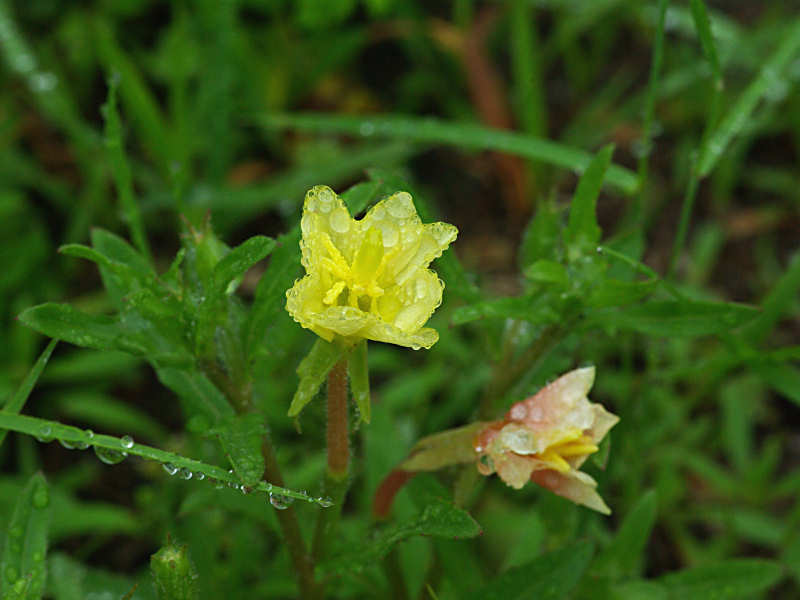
[
  {"xmin": 525, "ymin": 260, "xmax": 568, "ymax": 286},
  {"xmin": 156, "ymin": 367, "xmax": 235, "ymax": 426},
  {"xmin": 585, "ymin": 279, "xmax": 659, "ymax": 308},
  {"xmin": 586, "ymin": 300, "xmax": 759, "ymax": 336},
  {"xmin": 565, "ymin": 144, "xmax": 614, "ymax": 252},
  {"xmin": 0, "ymin": 339, "xmax": 57, "ymax": 447},
  {"xmin": 593, "ymin": 490, "xmax": 658, "ymax": 577},
  {"xmin": 0, "ymin": 472, "xmax": 51, "ymax": 598},
  {"xmin": 658, "ymin": 559, "xmax": 783, "ymax": 599},
  {"xmin": 100, "ymin": 71, "xmax": 152, "ymax": 263},
  {"xmin": 246, "ymin": 229, "xmax": 302, "ymax": 356},
  {"xmin": 754, "ymin": 362, "xmax": 800, "ymax": 406},
  {"xmin": 19, "ymin": 303, "xmax": 128, "ymax": 352},
  {"xmin": 348, "ymin": 340, "xmax": 370, "ymax": 424},
  {"xmin": 90, "ymin": 228, "xmax": 152, "ymax": 277},
  {"xmin": 611, "ymin": 580, "xmax": 668, "ymax": 600},
  {"xmin": 213, "ymin": 414, "xmax": 266, "ymax": 487},
  {"xmin": 519, "ymin": 200, "xmax": 561, "ymax": 270},
  {"xmin": 698, "ymin": 20, "xmax": 800, "ymax": 177},
  {"xmin": 150, "ymin": 542, "xmax": 199, "ymax": 600},
  {"xmin": 288, "ymin": 338, "xmax": 347, "ymax": 418},
  {"xmin": 321, "ymin": 499, "xmax": 480, "ymax": 575},
  {"xmin": 259, "ymin": 113, "xmax": 639, "ymax": 194},
  {"xmin": 466, "ymin": 541, "xmax": 594, "ymax": 600},
  {"xmin": 739, "ymin": 251, "xmax": 800, "ymax": 344},
  {"xmin": 451, "ymin": 295, "xmax": 559, "ymax": 326},
  {"xmin": 689, "ymin": 0, "xmax": 723, "ymax": 85},
  {"xmin": 213, "ymin": 235, "xmax": 276, "ymax": 296}
]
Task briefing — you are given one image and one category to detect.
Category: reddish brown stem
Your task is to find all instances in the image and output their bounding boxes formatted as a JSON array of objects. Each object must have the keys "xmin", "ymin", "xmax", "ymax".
[
  {"xmin": 373, "ymin": 469, "xmax": 417, "ymax": 519},
  {"xmin": 326, "ymin": 359, "xmax": 349, "ymax": 478}
]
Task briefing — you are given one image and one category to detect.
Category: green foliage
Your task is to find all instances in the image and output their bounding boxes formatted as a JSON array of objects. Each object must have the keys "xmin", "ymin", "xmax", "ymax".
[{"xmin": 0, "ymin": 1, "xmax": 798, "ymax": 598}]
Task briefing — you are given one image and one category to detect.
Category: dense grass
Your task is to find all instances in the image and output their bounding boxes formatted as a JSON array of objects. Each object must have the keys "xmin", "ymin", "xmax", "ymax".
[{"xmin": 1, "ymin": 1, "xmax": 799, "ymax": 598}]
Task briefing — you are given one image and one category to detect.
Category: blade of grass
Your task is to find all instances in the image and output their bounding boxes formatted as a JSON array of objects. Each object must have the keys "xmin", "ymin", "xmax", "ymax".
[
  {"xmin": 102, "ymin": 74, "xmax": 153, "ymax": 265},
  {"xmin": 0, "ymin": 412, "xmax": 325, "ymax": 506},
  {"xmin": 511, "ymin": 0, "xmax": 546, "ymax": 139},
  {"xmin": 0, "ymin": 340, "xmax": 57, "ymax": 448},
  {"xmin": 698, "ymin": 19, "xmax": 800, "ymax": 177},
  {"xmin": 257, "ymin": 113, "xmax": 639, "ymax": 194},
  {"xmin": 635, "ymin": 0, "xmax": 669, "ymax": 208}
]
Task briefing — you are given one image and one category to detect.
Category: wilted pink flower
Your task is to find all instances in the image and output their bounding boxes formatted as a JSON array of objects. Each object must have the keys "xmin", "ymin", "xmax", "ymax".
[{"xmin": 473, "ymin": 366, "xmax": 618, "ymax": 513}]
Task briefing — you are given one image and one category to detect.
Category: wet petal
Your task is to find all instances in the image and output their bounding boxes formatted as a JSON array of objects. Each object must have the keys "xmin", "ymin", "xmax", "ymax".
[{"xmin": 530, "ymin": 469, "xmax": 611, "ymax": 514}]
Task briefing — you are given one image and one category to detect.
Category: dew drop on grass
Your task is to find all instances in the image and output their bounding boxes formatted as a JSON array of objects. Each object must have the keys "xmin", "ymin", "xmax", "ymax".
[
  {"xmin": 121, "ymin": 435, "xmax": 135, "ymax": 449},
  {"xmin": 162, "ymin": 462, "xmax": 179, "ymax": 476},
  {"xmin": 59, "ymin": 438, "xmax": 77, "ymax": 450},
  {"xmin": 317, "ymin": 496, "xmax": 334, "ymax": 508},
  {"xmin": 36, "ymin": 425, "xmax": 53, "ymax": 443},
  {"xmin": 194, "ymin": 472, "xmax": 205, "ymax": 481},
  {"xmin": 178, "ymin": 468, "xmax": 193, "ymax": 480},
  {"xmin": 95, "ymin": 446, "xmax": 127, "ymax": 465},
  {"xmin": 268, "ymin": 493, "xmax": 293, "ymax": 510}
]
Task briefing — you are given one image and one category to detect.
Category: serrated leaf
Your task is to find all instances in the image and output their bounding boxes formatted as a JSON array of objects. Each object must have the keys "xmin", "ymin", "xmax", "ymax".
[
  {"xmin": 0, "ymin": 472, "xmax": 51, "ymax": 598},
  {"xmin": 586, "ymin": 300, "xmax": 759, "ymax": 336},
  {"xmin": 566, "ymin": 144, "xmax": 614, "ymax": 253},
  {"xmin": 657, "ymin": 559, "xmax": 783, "ymax": 599},
  {"xmin": 348, "ymin": 340, "xmax": 370, "ymax": 424},
  {"xmin": 0, "ymin": 339, "xmax": 57, "ymax": 447},
  {"xmin": 213, "ymin": 414, "xmax": 266, "ymax": 487},
  {"xmin": 288, "ymin": 338, "xmax": 347, "ymax": 417},
  {"xmin": 593, "ymin": 490, "xmax": 657, "ymax": 577},
  {"xmin": 466, "ymin": 541, "xmax": 594, "ymax": 600},
  {"xmin": 212, "ymin": 235, "xmax": 275, "ymax": 296}
]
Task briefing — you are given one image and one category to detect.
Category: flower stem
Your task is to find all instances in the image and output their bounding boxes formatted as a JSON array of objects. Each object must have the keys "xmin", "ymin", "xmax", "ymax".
[
  {"xmin": 261, "ymin": 436, "xmax": 320, "ymax": 599},
  {"xmin": 312, "ymin": 359, "xmax": 350, "ymax": 564}
]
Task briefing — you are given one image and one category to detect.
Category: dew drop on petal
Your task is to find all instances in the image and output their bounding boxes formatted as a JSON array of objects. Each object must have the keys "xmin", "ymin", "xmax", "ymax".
[
  {"xmin": 387, "ymin": 192, "xmax": 414, "ymax": 218},
  {"xmin": 330, "ymin": 210, "xmax": 351, "ymax": 233}
]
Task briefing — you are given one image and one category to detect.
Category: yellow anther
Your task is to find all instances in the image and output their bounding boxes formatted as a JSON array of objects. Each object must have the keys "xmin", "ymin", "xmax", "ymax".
[{"xmin": 539, "ymin": 448, "xmax": 571, "ymax": 473}]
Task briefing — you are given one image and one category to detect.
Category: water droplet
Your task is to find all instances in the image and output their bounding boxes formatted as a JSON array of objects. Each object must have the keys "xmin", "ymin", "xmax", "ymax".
[
  {"xmin": 120, "ymin": 435, "xmax": 134, "ymax": 449},
  {"xmin": 32, "ymin": 486, "xmax": 49, "ymax": 509},
  {"xmin": 36, "ymin": 425, "xmax": 53, "ymax": 443},
  {"xmin": 264, "ymin": 483, "xmax": 273, "ymax": 493},
  {"xmin": 379, "ymin": 223, "xmax": 399, "ymax": 247},
  {"xmin": 162, "ymin": 463, "xmax": 178, "ymax": 475},
  {"xmin": 268, "ymin": 493, "xmax": 293, "ymax": 510},
  {"xmin": 329, "ymin": 210, "xmax": 351, "ymax": 233},
  {"xmin": 359, "ymin": 121, "xmax": 376, "ymax": 136},
  {"xmin": 317, "ymin": 496, "xmax": 334, "ymax": 508},
  {"xmin": 387, "ymin": 192, "xmax": 414, "ymax": 218},
  {"xmin": 214, "ymin": 479, "xmax": 224, "ymax": 490},
  {"xmin": 29, "ymin": 71, "xmax": 57, "ymax": 92},
  {"xmin": 95, "ymin": 447, "xmax": 127, "ymax": 465},
  {"xmin": 509, "ymin": 404, "xmax": 527, "ymax": 420},
  {"xmin": 59, "ymin": 439, "xmax": 77, "ymax": 450},
  {"xmin": 178, "ymin": 468, "xmax": 193, "ymax": 480},
  {"xmin": 194, "ymin": 472, "xmax": 205, "ymax": 481}
]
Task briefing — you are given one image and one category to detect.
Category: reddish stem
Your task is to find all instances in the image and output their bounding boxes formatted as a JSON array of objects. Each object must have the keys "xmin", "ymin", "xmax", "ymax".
[{"xmin": 373, "ymin": 469, "xmax": 417, "ymax": 519}]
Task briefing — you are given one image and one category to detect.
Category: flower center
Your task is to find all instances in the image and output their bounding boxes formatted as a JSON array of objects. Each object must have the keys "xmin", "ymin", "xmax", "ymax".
[{"xmin": 320, "ymin": 228, "xmax": 395, "ymax": 313}]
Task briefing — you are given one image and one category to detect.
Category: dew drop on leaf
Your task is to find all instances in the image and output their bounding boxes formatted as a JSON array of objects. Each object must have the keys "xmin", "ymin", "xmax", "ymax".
[
  {"xmin": 162, "ymin": 462, "xmax": 179, "ymax": 476},
  {"xmin": 121, "ymin": 435, "xmax": 135, "ymax": 449},
  {"xmin": 95, "ymin": 446, "xmax": 127, "ymax": 465}
]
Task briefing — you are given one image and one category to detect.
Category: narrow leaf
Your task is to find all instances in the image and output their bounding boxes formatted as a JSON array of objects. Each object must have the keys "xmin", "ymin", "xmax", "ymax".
[
  {"xmin": 466, "ymin": 541, "xmax": 594, "ymax": 600},
  {"xmin": 525, "ymin": 260, "xmax": 568, "ymax": 286},
  {"xmin": 156, "ymin": 367, "xmax": 235, "ymax": 425},
  {"xmin": 452, "ymin": 295, "xmax": 558, "ymax": 326},
  {"xmin": 587, "ymin": 300, "xmax": 759, "ymax": 336},
  {"xmin": 260, "ymin": 113, "xmax": 639, "ymax": 194},
  {"xmin": 566, "ymin": 144, "xmax": 614, "ymax": 251},
  {"xmin": 698, "ymin": 20, "xmax": 800, "ymax": 176},
  {"xmin": 348, "ymin": 340, "xmax": 370, "ymax": 424},
  {"xmin": 740, "ymin": 251, "xmax": 800, "ymax": 344},
  {"xmin": 213, "ymin": 414, "xmax": 266, "ymax": 487},
  {"xmin": 0, "ymin": 339, "xmax": 57, "ymax": 447},
  {"xmin": 689, "ymin": 0, "xmax": 723, "ymax": 85},
  {"xmin": 593, "ymin": 490, "xmax": 657, "ymax": 577},
  {"xmin": 658, "ymin": 559, "xmax": 783, "ymax": 598},
  {"xmin": 19, "ymin": 303, "xmax": 123, "ymax": 351},
  {"xmin": 213, "ymin": 235, "xmax": 276, "ymax": 295},
  {"xmin": 0, "ymin": 472, "xmax": 51, "ymax": 597},
  {"xmin": 754, "ymin": 362, "xmax": 800, "ymax": 406},
  {"xmin": 288, "ymin": 339, "xmax": 347, "ymax": 417}
]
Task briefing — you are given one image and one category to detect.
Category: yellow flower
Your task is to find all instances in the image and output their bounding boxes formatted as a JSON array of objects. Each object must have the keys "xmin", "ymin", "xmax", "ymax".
[{"xmin": 285, "ymin": 185, "xmax": 458, "ymax": 349}]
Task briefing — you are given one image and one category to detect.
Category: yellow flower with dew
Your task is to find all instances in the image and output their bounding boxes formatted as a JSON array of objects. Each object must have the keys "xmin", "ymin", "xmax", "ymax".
[{"xmin": 286, "ymin": 185, "xmax": 458, "ymax": 349}]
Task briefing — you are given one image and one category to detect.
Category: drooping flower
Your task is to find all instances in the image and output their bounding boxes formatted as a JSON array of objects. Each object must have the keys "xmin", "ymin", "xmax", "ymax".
[
  {"xmin": 399, "ymin": 366, "xmax": 618, "ymax": 514},
  {"xmin": 286, "ymin": 185, "xmax": 458, "ymax": 349},
  {"xmin": 473, "ymin": 366, "xmax": 618, "ymax": 513}
]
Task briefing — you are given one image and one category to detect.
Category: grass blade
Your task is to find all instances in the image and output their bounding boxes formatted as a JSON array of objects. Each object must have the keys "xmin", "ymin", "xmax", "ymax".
[
  {"xmin": 258, "ymin": 113, "xmax": 639, "ymax": 194},
  {"xmin": 0, "ymin": 339, "xmax": 57, "ymax": 447}
]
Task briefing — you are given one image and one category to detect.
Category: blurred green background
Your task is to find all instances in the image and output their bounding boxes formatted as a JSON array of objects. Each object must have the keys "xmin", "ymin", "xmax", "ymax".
[{"xmin": 1, "ymin": 0, "xmax": 800, "ymax": 598}]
